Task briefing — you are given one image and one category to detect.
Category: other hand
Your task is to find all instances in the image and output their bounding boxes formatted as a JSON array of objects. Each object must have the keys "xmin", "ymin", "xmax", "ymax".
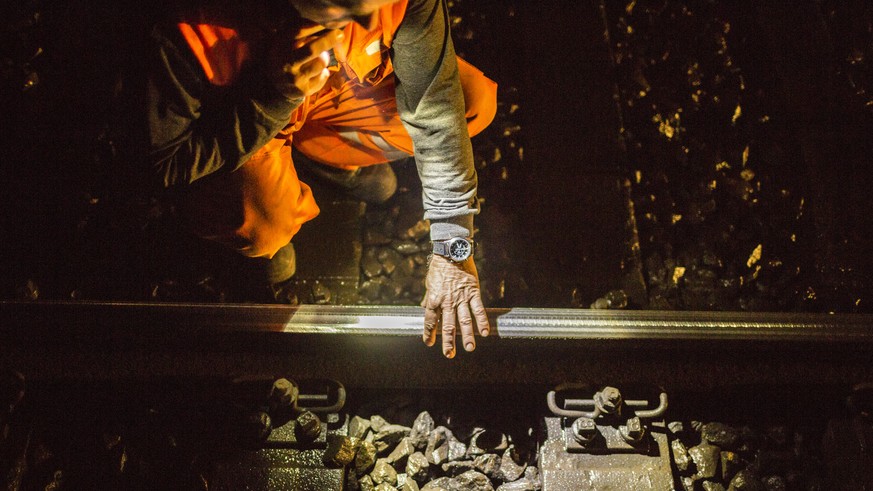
[
  {"xmin": 269, "ymin": 25, "xmax": 343, "ymax": 101},
  {"xmin": 421, "ymin": 255, "xmax": 490, "ymax": 358}
]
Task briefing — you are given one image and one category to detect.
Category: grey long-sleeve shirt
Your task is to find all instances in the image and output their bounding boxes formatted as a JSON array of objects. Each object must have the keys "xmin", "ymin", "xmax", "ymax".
[{"xmin": 147, "ymin": 0, "xmax": 479, "ymax": 241}]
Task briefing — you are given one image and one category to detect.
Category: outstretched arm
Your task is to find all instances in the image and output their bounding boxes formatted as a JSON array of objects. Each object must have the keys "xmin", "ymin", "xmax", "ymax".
[{"xmin": 391, "ymin": 0, "xmax": 491, "ymax": 357}]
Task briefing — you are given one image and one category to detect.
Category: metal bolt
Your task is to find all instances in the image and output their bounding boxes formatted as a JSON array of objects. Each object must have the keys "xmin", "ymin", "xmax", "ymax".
[
  {"xmin": 312, "ymin": 281, "xmax": 331, "ymax": 304},
  {"xmin": 621, "ymin": 416, "xmax": 646, "ymax": 443},
  {"xmin": 570, "ymin": 417, "xmax": 598, "ymax": 444},
  {"xmin": 268, "ymin": 378, "xmax": 299, "ymax": 412},
  {"xmin": 595, "ymin": 387, "xmax": 623, "ymax": 415},
  {"xmin": 295, "ymin": 410, "xmax": 322, "ymax": 442}
]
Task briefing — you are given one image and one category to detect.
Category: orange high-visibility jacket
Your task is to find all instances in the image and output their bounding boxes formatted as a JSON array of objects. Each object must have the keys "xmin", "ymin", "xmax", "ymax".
[
  {"xmin": 175, "ymin": 4, "xmax": 408, "ymax": 257},
  {"xmin": 162, "ymin": 0, "xmax": 495, "ymax": 257},
  {"xmin": 177, "ymin": 1, "xmax": 409, "ymax": 123}
]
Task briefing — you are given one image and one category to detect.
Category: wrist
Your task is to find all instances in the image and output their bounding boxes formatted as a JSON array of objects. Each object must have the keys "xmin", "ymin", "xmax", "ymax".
[{"xmin": 432, "ymin": 237, "xmax": 474, "ymax": 262}]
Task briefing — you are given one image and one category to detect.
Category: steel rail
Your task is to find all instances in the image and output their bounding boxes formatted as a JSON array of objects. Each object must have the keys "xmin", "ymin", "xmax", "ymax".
[{"xmin": 1, "ymin": 301, "xmax": 872, "ymax": 342}]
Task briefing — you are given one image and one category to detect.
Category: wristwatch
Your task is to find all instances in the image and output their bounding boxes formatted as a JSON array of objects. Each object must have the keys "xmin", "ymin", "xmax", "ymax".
[{"xmin": 433, "ymin": 237, "xmax": 474, "ymax": 262}]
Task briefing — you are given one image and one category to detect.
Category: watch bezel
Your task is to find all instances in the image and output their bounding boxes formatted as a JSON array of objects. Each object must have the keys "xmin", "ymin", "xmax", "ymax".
[{"xmin": 434, "ymin": 237, "xmax": 473, "ymax": 262}]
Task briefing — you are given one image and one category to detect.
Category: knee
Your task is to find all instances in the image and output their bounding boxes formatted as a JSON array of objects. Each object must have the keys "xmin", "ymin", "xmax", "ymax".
[
  {"xmin": 238, "ymin": 226, "xmax": 295, "ymax": 259},
  {"xmin": 238, "ymin": 204, "xmax": 313, "ymax": 259}
]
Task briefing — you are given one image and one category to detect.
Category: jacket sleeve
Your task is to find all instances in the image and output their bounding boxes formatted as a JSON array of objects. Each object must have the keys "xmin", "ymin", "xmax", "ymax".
[
  {"xmin": 391, "ymin": 0, "xmax": 479, "ymax": 241},
  {"xmin": 146, "ymin": 24, "xmax": 301, "ymax": 187}
]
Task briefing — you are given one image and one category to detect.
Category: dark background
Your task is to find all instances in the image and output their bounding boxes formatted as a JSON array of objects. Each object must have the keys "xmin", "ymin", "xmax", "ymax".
[
  {"xmin": 2, "ymin": 0, "xmax": 872, "ymax": 311},
  {"xmin": 3, "ymin": 3, "xmax": 873, "ymax": 488}
]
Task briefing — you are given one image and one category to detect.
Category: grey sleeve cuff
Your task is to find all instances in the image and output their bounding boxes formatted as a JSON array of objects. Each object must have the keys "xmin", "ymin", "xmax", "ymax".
[{"xmin": 430, "ymin": 215, "xmax": 474, "ymax": 241}]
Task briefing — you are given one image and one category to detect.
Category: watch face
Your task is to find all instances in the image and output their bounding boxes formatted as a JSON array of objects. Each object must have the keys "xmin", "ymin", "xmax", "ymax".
[{"xmin": 448, "ymin": 238, "xmax": 472, "ymax": 261}]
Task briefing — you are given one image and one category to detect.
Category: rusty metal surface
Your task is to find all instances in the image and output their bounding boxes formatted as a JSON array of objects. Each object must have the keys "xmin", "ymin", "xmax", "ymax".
[
  {"xmin": 540, "ymin": 418, "xmax": 674, "ymax": 490},
  {"xmin": 207, "ymin": 449, "xmax": 344, "ymax": 491}
]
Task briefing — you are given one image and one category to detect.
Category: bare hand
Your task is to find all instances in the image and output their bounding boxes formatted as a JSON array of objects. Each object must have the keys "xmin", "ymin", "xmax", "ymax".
[
  {"xmin": 268, "ymin": 25, "xmax": 343, "ymax": 101},
  {"xmin": 421, "ymin": 255, "xmax": 490, "ymax": 358}
]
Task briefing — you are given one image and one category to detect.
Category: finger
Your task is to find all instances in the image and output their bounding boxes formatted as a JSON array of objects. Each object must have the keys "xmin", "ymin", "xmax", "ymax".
[
  {"xmin": 309, "ymin": 67, "xmax": 331, "ymax": 95},
  {"xmin": 423, "ymin": 306, "xmax": 439, "ymax": 347},
  {"xmin": 284, "ymin": 34, "xmax": 337, "ymax": 77},
  {"xmin": 470, "ymin": 293, "xmax": 490, "ymax": 337},
  {"xmin": 457, "ymin": 301, "xmax": 475, "ymax": 352},
  {"xmin": 295, "ymin": 23, "xmax": 328, "ymax": 40},
  {"xmin": 441, "ymin": 305, "xmax": 457, "ymax": 359},
  {"xmin": 297, "ymin": 30, "xmax": 343, "ymax": 60},
  {"xmin": 291, "ymin": 53, "xmax": 329, "ymax": 78}
]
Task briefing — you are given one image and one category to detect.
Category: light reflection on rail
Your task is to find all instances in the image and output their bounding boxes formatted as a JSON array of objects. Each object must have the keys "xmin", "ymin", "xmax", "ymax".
[{"xmin": 2, "ymin": 301, "xmax": 872, "ymax": 341}]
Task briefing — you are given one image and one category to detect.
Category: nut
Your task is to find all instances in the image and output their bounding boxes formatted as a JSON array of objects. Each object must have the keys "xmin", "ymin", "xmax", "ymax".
[{"xmin": 570, "ymin": 417, "xmax": 598, "ymax": 444}]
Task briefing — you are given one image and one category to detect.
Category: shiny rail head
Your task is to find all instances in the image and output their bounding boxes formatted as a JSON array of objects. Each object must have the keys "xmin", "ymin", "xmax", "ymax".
[{"xmin": 2, "ymin": 301, "xmax": 873, "ymax": 342}]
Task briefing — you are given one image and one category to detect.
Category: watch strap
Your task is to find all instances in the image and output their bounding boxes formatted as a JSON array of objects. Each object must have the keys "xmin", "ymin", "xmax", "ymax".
[{"xmin": 433, "ymin": 240, "xmax": 450, "ymax": 257}]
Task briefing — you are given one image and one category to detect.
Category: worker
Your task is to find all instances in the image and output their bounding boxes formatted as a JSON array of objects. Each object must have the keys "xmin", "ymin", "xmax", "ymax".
[{"xmin": 145, "ymin": 0, "xmax": 496, "ymax": 357}]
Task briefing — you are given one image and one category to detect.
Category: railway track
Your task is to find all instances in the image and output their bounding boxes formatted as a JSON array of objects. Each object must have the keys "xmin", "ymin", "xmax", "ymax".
[
  {"xmin": 3, "ymin": 302, "xmax": 873, "ymax": 489},
  {"xmin": 2, "ymin": 301, "xmax": 873, "ymax": 389}
]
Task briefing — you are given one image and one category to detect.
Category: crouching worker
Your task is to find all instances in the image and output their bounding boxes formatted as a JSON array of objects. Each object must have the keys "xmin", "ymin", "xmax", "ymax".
[{"xmin": 144, "ymin": 0, "xmax": 497, "ymax": 357}]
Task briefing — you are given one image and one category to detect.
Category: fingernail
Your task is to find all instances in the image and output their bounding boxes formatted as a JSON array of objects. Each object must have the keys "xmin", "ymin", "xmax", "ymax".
[
  {"xmin": 481, "ymin": 328, "xmax": 490, "ymax": 337},
  {"xmin": 465, "ymin": 342, "xmax": 474, "ymax": 352},
  {"xmin": 445, "ymin": 349, "xmax": 455, "ymax": 359}
]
